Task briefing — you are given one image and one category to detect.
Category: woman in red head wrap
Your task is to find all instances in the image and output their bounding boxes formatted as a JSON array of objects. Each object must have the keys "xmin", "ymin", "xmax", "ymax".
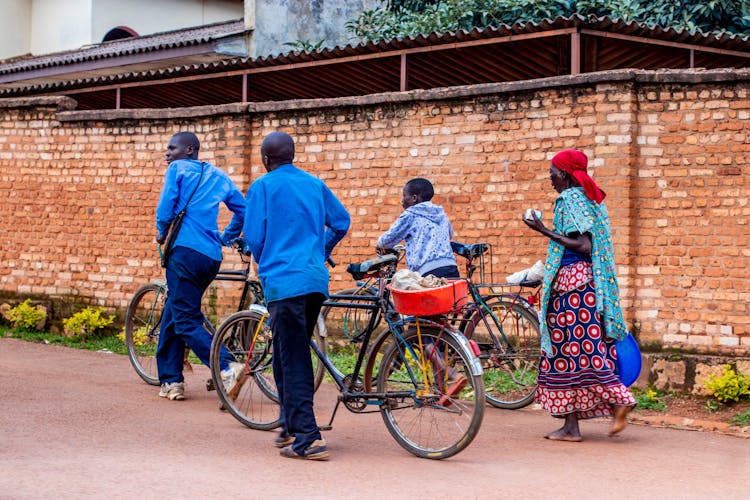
[{"xmin": 523, "ymin": 149, "xmax": 635, "ymax": 442}]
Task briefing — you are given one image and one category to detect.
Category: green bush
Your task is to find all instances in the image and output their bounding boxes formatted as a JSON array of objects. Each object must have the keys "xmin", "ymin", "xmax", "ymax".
[
  {"xmin": 704, "ymin": 365, "xmax": 750, "ymax": 404},
  {"xmin": 5, "ymin": 299, "xmax": 47, "ymax": 331},
  {"xmin": 730, "ymin": 409, "xmax": 750, "ymax": 428},
  {"xmin": 633, "ymin": 387, "xmax": 667, "ymax": 412},
  {"xmin": 62, "ymin": 307, "xmax": 115, "ymax": 340}
]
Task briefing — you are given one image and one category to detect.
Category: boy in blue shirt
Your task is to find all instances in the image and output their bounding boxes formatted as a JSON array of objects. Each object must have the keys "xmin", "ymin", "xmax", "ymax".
[
  {"xmin": 155, "ymin": 132, "xmax": 247, "ymax": 402},
  {"xmin": 376, "ymin": 177, "xmax": 458, "ymax": 279},
  {"xmin": 244, "ymin": 131, "xmax": 350, "ymax": 460},
  {"xmin": 376, "ymin": 178, "xmax": 465, "ymax": 403}
]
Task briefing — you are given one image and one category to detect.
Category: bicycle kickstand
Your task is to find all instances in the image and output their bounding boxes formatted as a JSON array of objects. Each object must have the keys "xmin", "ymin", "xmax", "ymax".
[{"xmin": 319, "ymin": 398, "xmax": 342, "ymax": 431}]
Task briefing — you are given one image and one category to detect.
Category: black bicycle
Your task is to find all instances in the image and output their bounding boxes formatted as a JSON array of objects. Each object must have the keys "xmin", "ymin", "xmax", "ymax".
[
  {"xmin": 124, "ymin": 243, "xmax": 326, "ymax": 389},
  {"xmin": 209, "ymin": 252, "xmax": 485, "ymax": 460},
  {"xmin": 451, "ymin": 241, "xmax": 541, "ymax": 409}
]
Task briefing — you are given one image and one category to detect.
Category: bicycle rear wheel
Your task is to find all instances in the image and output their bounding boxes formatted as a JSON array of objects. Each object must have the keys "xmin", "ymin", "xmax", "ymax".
[
  {"xmin": 377, "ymin": 326, "xmax": 484, "ymax": 459},
  {"xmin": 125, "ymin": 282, "xmax": 166, "ymax": 385},
  {"xmin": 464, "ymin": 298, "xmax": 540, "ymax": 409}
]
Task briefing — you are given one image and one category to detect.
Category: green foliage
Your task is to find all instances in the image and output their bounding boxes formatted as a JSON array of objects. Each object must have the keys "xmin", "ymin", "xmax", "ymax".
[
  {"xmin": 62, "ymin": 307, "xmax": 115, "ymax": 340},
  {"xmin": 704, "ymin": 365, "xmax": 750, "ymax": 404},
  {"xmin": 633, "ymin": 387, "xmax": 668, "ymax": 412},
  {"xmin": 730, "ymin": 409, "xmax": 750, "ymax": 427},
  {"xmin": 283, "ymin": 39, "xmax": 326, "ymax": 53},
  {"xmin": 5, "ymin": 299, "xmax": 47, "ymax": 331},
  {"xmin": 348, "ymin": 0, "xmax": 750, "ymax": 43},
  {"xmin": 323, "ymin": 344, "xmax": 361, "ymax": 383},
  {"xmin": 704, "ymin": 399, "xmax": 720, "ymax": 413},
  {"xmin": 4, "ymin": 326, "xmax": 128, "ymax": 355}
]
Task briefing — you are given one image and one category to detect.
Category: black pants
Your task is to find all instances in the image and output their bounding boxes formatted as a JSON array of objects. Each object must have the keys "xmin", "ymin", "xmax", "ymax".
[
  {"xmin": 423, "ymin": 265, "xmax": 460, "ymax": 279},
  {"xmin": 269, "ymin": 292, "xmax": 325, "ymax": 453}
]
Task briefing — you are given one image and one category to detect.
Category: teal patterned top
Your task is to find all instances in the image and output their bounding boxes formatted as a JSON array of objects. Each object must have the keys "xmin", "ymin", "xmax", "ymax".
[{"xmin": 539, "ymin": 187, "xmax": 629, "ymax": 355}]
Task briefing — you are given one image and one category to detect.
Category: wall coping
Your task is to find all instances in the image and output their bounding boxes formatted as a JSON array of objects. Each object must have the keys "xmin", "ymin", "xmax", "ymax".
[
  {"xmin": 10, "ymin": 67, "xmax": 748, "ymax": 122},
  {"xmin": 0, "ymin": 95, "xmax": 77, "ymax": 110}
]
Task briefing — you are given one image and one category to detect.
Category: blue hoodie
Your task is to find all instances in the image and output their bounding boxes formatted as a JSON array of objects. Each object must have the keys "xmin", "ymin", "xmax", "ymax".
[{"xmin": 378, "ymin": 201, "xmax": 457, "ymax": 276}]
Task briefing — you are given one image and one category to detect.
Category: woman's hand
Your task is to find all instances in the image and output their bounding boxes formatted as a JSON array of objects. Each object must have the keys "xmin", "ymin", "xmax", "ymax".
[
  {"xmin": 522, "ymin": 212, "xmax": 546, "ymax": 234},
  {"xmin": 523, "ymin": 213, "xmax": 592, "ymax": 255}
]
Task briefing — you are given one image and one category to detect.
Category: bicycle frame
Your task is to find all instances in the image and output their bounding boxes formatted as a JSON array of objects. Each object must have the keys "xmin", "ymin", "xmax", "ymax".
[{"xmin": 317, "ymin": 259, "xmax": 482, "ymax": 425}]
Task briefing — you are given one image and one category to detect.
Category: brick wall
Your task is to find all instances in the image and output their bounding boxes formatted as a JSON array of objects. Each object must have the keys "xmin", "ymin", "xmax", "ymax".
[{"xmin": 0, "ymin": 69, "xmax": 748, "ymax": 354}]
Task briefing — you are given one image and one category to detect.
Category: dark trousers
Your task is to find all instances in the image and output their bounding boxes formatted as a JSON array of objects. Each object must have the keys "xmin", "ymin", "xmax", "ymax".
[
  {"xmin": 157, "ymin": 246, "xmax": 232, "ymax": 384},
  {"xmin": 269, "ymin": 292, "xmax": 325, "ymax": 453},
  {"xmin": 423, "ymin": 265, "xmax": 460, "ymax": 279}
]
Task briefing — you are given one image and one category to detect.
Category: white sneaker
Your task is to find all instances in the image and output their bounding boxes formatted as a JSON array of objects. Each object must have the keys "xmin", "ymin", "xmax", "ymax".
[
  {"xmin": 221, "ymin": 362, "xmax": 248, "ymax": 401},
  {"xmin": 158, "ymin": 382, "xmax": 185, "ymax": 401}
]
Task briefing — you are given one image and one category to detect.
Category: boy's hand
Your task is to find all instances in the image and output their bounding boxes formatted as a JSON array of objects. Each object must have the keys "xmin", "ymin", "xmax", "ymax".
[{"xmin": 375, "ymin": 246, "xmax": 387, "ymax": 256}]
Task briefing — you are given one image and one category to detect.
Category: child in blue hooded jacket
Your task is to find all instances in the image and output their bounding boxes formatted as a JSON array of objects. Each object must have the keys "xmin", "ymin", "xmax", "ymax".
[
  {"xmin": 376, "ymin": 178, "xmax": 459, "ymax": 279},
  {"xmin": 377, "ymin": 177, "xmax": 465, "ymax": 401}
]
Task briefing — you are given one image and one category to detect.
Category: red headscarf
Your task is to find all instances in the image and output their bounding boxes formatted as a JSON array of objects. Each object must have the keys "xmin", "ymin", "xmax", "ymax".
[{"xmin": 551, "ymin": 149, "xmax": 606, "ymax": 204}]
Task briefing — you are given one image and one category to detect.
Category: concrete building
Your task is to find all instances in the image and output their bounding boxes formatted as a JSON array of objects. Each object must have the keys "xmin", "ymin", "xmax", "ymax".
[{"xmin": 0, "ymin": 0, "xmax": 245, "ymax": 60}]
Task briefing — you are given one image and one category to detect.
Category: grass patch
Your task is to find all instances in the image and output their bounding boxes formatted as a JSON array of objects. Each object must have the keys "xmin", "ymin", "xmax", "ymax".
[
  {"xmin": 484, "ymin": 367, "xmax": 537, "ymax": 394},
  {"xmin": 3, "ymin": 327, "xmax": 128, "ymax": 355},
  {"xmin": 730, "ymin": 409, "xmax": 750, "ymax": 427},
  {"xmin": 323, "ymin": 344, "xmax": 361, "ymax": 382},
  {"xmin": 632, "ymin": 387, "xmax": 668, "ymax": 412}
]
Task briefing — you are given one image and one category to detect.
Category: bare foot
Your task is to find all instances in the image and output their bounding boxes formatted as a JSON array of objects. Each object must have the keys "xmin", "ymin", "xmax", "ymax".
[
  {"xmin": 609, "ymin": 405, "xmax": 633, "ymax": 436},
  {"xmin": 544, "ymin": 429, "xmax": 582, "ymax": 442}
]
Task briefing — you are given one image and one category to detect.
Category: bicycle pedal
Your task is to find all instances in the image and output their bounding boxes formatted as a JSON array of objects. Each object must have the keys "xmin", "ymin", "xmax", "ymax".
[
  {"xmin": 206, "ymin": 378, "xmax": 215, "ymax": 391},
  {"xmin": 318, "ymin": 425, "xmax": 333, "ymax": 431}
]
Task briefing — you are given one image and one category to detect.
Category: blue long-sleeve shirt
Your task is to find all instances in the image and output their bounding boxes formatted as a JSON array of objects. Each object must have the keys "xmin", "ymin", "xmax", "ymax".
[
  {"xmin": 377, "ymin": 201, "xmax": 457, "ymax": 275},
  {"xmin": 156, "ymin": 159, "xmax": 246, "ymax": 261},
  {"xmin": 244, "ymin": 163, "xmax": 350, "ymax": 303}
]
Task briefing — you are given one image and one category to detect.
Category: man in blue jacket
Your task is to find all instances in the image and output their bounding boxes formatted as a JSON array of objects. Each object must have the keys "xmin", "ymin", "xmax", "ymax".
[
  {"xmin": 155, "ymin": 132, "xmax": 246, "ymax": 402},
  {"xmin": 244, "ymin": 131, "xmax": 350, "ymax": 460}
]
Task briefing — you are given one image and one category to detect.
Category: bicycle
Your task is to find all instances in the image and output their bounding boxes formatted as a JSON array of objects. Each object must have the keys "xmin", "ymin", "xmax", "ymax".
[
  {"xmin": 323, "ymin": 242, "xmax": 541, "ymax": 410},
  {"xmin": 124, "ymin": 243, "xmax": 326, "ymax": 389},
  {"xmin": 209, "ymin": 251, "xmax": 485, "ymax": 460},
  {"xmin": 450, "ymin": 241, "xmax": 541, "ymax": 409},
  {"xmin": 318, "ymin": 246, "xmax": 406, "ymax": 343}
]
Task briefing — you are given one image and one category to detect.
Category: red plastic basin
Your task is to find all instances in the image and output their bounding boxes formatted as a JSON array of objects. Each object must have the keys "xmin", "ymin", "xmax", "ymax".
[{"xmin": 387, "ymin": 279, "xmax": 469, "ymax": 316}]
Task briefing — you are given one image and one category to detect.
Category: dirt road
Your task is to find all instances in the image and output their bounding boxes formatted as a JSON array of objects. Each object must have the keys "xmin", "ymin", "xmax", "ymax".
[{"xmin": 1, "ymin": 338, "xmax": 748, "ymax": 499}]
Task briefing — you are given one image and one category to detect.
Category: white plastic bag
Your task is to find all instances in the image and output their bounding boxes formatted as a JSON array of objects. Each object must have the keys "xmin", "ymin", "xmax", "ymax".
[
  {"xmin": 391, "ymin": 269, "xmax": 449, "ymax": 290},
  {"xmin": 506, "ymin": 260, "xmax": 544, "ymax": 285}
]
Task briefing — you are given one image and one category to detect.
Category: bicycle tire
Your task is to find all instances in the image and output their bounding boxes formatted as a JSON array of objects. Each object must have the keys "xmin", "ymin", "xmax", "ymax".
[
  {"xmin": 125, "ymin": 282, "xmax": 167, "ymax": 385},
  {"xmin": 250, "ymin": 313, "xmax": 327, "ymax": 400},
  {"xmin": 377, "ymin": 326, "xmax": 484, "ymax": 459},
  {"xmin": 321, "ymin": 285, "xmax": 377, "ymax": 342},
  {"xmin": 210, "ymin": 309, "xmax": 281, "ymax": 430},
  {"xmin": 463, "ymin": 298, "xmax": 540, "ymax": 409},
  {"xmin": 209, "ymin": 309, "xmax": 327, "ymax": 430}
]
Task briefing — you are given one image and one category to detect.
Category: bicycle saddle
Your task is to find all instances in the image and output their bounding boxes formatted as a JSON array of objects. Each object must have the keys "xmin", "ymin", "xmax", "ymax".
[
  {"xmin": 346, "ymin": 254, "xmax": 397, "ymax": 280},
  {"xmin": 451, "ymin": 241, "xmax": 489, "ymax": 259}
]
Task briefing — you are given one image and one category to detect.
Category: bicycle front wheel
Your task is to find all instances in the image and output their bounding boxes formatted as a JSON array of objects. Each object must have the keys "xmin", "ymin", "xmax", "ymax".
[
  {"xmin": 210, "ymin": 309, "xmax": 327, "ymax": 430},
  {"xmin": 377, "ymin": 326, "xmax": 484, "ymax": 459},
  {"xmin": 464, "ymin": 298, "xmax": 540, "ymax": 409},
  {"xmin": 210, "ymin": 309, "xmax": 281, "ymax": 430},
  {"xmin": 125, "ymin": 282, "xmax": 166, "ymax": 385}
]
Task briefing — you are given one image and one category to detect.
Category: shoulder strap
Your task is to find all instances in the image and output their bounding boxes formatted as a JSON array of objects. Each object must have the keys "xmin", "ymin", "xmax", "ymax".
[{"xmin": 180, "ymin": 162, "xmax": 205, "ymax": 213}]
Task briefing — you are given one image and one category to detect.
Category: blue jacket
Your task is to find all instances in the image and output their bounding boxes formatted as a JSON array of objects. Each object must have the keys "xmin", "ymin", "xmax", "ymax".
[
  {"xmin": 244, "ymin": 164, "xmax": 350, "ymax": 303},
  {"xmin": 156, "ymin": 159, "xmax": 245, "ymax": 261},
  {"xmin": 378, "ymin": 201, "xmax": 457, "ymax": 275}
]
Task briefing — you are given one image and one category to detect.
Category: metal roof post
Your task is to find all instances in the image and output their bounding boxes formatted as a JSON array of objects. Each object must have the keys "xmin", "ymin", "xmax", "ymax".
[
  {"xmin": 400, "ymin": 53, "xmax": 408, "ymax": 91},
  {"xmin": 571, "ymin": 31, "xmax": 581, "ymax": 75}
]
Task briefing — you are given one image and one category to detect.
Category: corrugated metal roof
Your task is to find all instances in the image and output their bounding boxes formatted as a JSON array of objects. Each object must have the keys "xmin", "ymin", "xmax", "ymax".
[
  {"xmin": 2, "ymin": 15, "xmax": 749, "ymax": 108},
  {"xmin": 0, "ymin": 18, "xmax": 245, "ymax": 75}
]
